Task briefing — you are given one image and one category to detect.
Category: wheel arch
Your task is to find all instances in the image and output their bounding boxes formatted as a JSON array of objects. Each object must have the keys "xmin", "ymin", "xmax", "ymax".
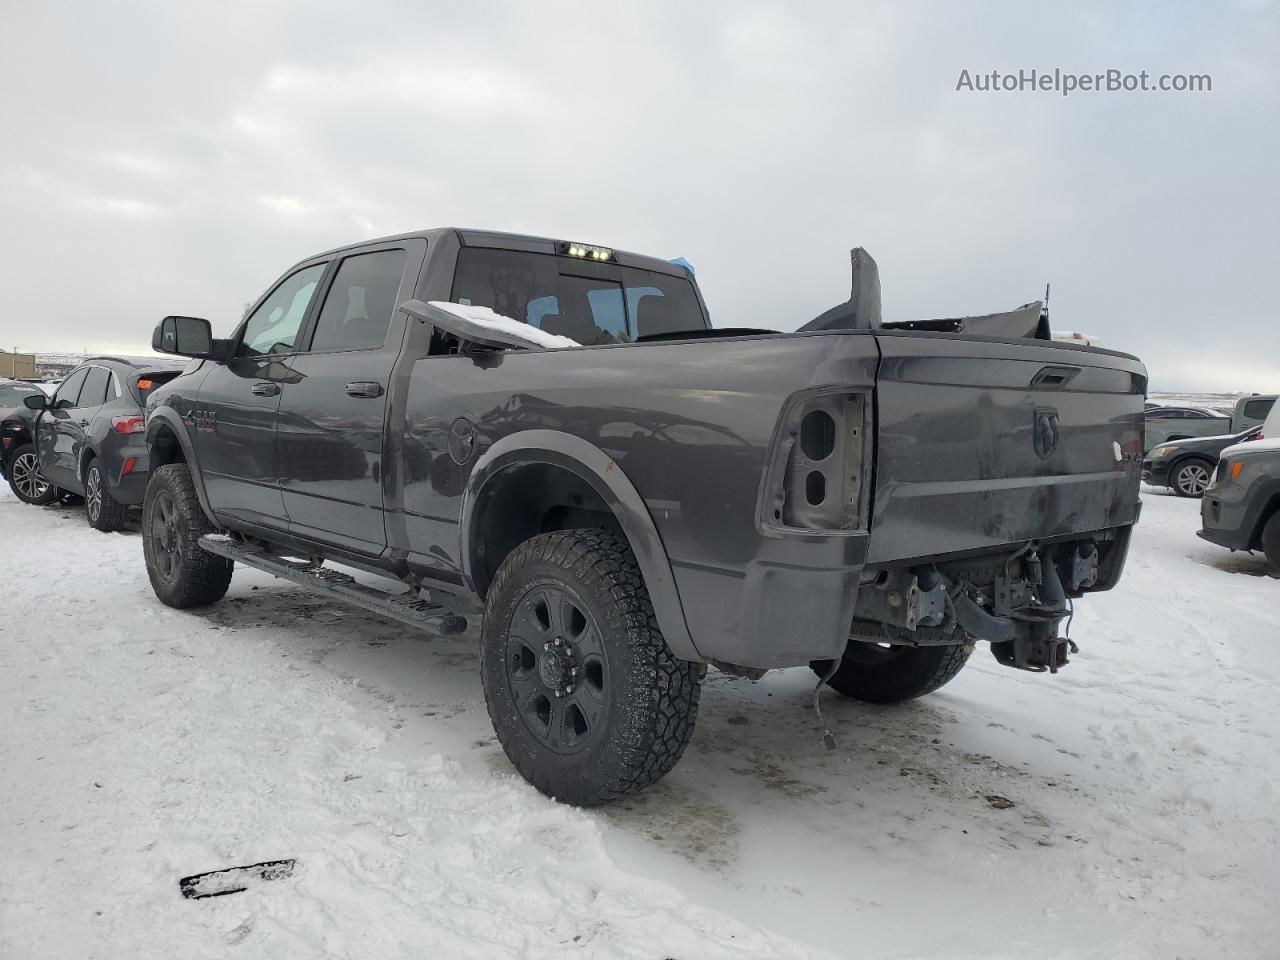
[
  {"xmin": 1248, "ymin": 484, "xmax": 1280, "ymax": 550},
  {"xmin": 460, "ymin": 429, "xmax": 701, "ymax": 662},
  {"xmin": 145, "ymin": 410, "xmax": 217, "ymax": 524},
  {"xmin": 77, "ymin": 443, "xmax": 101, "ymax": 483}
]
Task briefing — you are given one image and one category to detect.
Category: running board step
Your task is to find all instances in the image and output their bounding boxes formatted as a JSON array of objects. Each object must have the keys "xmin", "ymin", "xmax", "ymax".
[{"xmin": 198, "ymin": 536, "xmax": 469, "ymax": 635}]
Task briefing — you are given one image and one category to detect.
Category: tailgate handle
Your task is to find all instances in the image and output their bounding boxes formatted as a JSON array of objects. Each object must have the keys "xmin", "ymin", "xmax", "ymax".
[{"xmin": 1031, "ymin": 365, "xmax": 1081, "ymax": 390}]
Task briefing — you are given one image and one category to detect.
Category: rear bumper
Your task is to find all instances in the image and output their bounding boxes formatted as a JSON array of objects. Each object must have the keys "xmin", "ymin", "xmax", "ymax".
[
  {"xmin": 102, "ymin": 446, "xmax": 151, "ymax": 505},
  {"xmin": 671, "ymin": 534, "xmax": 867, "ymax": 670}
]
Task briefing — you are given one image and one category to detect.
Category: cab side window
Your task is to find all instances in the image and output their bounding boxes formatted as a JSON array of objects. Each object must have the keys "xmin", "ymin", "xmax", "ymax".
[
  {"xmin": 52, "ymin": 368, "xmax": 88, "ymax": 409},
  {"xmin": 238, "ymin": 263, "xmax": 327, "ymax": 358},
  {"xmin": 308, "ymin": 249, "xmax": 406, "ymax": 352},
  {"xmin": 1243, "ymin": 398, "xmax": 1274, "ymax": 420}
]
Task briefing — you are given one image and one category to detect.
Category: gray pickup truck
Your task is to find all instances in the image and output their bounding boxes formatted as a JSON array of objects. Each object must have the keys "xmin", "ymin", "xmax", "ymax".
[{"xmin": 142, "ymin": 228, "xmax": 1146, "ymax": 805}]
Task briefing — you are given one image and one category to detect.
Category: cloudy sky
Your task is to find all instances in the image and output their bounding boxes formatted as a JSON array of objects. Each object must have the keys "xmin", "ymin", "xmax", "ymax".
[{"xmin": 1, "ymin": 1, "xmax": 1276, "ymax": 390}]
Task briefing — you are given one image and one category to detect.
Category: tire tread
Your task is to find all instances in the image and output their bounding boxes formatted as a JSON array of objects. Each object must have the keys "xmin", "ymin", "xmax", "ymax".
[
  {"xmin": 482, "ymin": 529, "xmax": 700, "ymax": 806},
  {"xmin": 143, "ymin": 463, "xmax": 232, "ymax": 608}
]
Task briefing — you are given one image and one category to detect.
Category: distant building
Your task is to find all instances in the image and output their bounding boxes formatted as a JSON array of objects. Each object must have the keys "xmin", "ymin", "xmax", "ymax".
[{"xmin": 0, "ymin": 350, "xmax": 37, "ymax": 380}]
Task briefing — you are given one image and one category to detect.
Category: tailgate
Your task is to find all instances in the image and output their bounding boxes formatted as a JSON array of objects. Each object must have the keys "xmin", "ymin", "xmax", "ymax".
[{"xmin": 867, "ymin": 332, "xmax": 1146, "ymax": 563}]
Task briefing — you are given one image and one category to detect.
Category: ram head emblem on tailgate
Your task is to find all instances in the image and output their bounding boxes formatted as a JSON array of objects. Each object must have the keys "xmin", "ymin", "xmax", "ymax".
[{"xmin": 1033, "ymin": 407, "xmax": 1061, "ymax": 460}]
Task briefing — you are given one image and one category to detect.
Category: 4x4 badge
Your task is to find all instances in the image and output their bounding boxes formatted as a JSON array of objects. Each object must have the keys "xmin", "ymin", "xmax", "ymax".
[{"xmin": 1033, "ymin": 407, "xmax": 1060, "ymax": 460}]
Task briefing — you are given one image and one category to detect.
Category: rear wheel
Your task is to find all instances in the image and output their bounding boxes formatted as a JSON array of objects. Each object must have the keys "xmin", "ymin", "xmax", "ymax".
[
  {"xmin": 6, "ymin": 444, "xmax": 58, "ymax": 505},
  {"xmin": 85, "ymin": 457, "xmax": 130, "ymax": 532},
  {"xmin": 481, "ymin": 529, "xmax": 701, "ymax": 806},
  {"xmin": 1171, "ymin": 458, "xmax": 1213, "ymax": 498},
  {"xmin": 812, "ymin": 628, "xmax": 974, "ymax": 704},
  {"xmin": 143, "ymin": 463, "xmax": 233, "ymax": 608}
]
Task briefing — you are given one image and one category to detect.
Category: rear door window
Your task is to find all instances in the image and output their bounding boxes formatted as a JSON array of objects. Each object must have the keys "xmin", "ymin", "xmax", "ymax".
[
  {"xmin": 79, "ymin": 367, "xmax": 110, "ymax": 409},
  {"xmin": 308, "ymin": 249, "xmax": 407, "ymax": 352}
]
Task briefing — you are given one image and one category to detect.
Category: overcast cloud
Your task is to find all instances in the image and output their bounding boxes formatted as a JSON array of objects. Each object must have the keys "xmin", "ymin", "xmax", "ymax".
[{"xmin": 1, "ymin": 0, "xmax": 1276, "ymax": 390}]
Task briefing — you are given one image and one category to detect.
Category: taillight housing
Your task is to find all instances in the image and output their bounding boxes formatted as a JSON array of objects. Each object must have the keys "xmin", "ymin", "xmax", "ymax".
[
  {"xmin": 112, "ymin": 416, "xmax": 146, "ymax": 434},
  {"xmin": 760, "ymin": 390, "xmax": 870, "ymax": 533}
]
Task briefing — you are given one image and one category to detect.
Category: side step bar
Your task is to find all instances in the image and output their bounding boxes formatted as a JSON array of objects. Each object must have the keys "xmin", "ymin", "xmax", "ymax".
[{"xmin": 198, "ymin": 535, "xmax": 469, "ymax": 636}]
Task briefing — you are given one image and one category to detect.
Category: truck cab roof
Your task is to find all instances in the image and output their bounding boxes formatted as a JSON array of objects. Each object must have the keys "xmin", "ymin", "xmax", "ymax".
[{"xmin": 302, "ymin": 227, "xmax": 693, "ymax": 281}]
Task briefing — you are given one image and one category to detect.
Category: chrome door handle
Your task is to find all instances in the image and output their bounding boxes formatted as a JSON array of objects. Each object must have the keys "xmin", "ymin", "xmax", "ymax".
[
  {"xmin": 345, "ymin": 382, "xmax": 383, "ymax": 398},
  {"xmin": 251, "ymin": 382, "xmax": 280, "ymax": 397}
]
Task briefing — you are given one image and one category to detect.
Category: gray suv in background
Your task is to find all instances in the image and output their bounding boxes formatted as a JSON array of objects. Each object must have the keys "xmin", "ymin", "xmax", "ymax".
[
  {"xmin": 11, "ymin": 357, "xmax": 181, "ymax": 530},
  {"xmin": 1199, "ymin": 403, "xmax": 1280, "ymax": 568}
]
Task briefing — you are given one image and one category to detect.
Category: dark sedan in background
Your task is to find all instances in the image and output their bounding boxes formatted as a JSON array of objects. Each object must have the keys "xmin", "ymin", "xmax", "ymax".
[
  {"xmin": 6, "ymin": 357, "xmax": 181, "ymax": 529},
  {"xmin": 1143, "ymin": 426, "xmax": 1263, "ymax": 497}
]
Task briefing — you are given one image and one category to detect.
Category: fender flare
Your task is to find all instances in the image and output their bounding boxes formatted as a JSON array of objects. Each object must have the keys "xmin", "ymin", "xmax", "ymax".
[
  {"xmin": 460, "ymin": 429, "xmax": 702, "ymax": 662},
  {"xmin": 145, "ymin": 408, "xmax": 217, "ymax": 524}
]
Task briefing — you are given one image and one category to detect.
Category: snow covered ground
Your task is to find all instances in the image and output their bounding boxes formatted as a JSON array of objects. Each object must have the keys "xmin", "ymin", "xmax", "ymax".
[{"xmin": 2, "ymin": 485, "xmax": 1277, "ymax": 959}]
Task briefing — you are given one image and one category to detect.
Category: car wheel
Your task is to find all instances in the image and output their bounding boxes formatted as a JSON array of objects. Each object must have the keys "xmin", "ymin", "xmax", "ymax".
[
  {"xmin": 5, "ymin": 444, "xmax": 59, "ymax": 505},
  {"xmin": 481, "ymin": 529, "xmax": 701, "ymax": 806},
  {"xmin": 1172, "ymin": 458, "xmax": 1214, "ymax": 498},
  {"xmin": 143, "ymin": 463, "xmax": 233, "ymax": 608},
  {"xmin": 811, "ymin": 631, "xmax": 974, "ymax": 704},
  {"xmin": 84, "ymin": 457, "xmax": 130, "ymax": 532},
  {"xmin": 1261, "ymin": 513, "xmax": 1280, "ymax": 570}
]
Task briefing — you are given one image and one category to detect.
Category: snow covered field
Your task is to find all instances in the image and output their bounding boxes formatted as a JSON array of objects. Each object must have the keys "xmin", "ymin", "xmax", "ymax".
[{"xmin": 2, "ymin": 485, "xmax": 1277, "ymax": 959}]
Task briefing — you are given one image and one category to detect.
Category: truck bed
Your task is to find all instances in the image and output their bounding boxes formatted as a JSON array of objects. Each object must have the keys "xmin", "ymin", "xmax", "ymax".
[{"xmin": 395, "ymin": 324, "xmax": 1145, "ymax": 668}]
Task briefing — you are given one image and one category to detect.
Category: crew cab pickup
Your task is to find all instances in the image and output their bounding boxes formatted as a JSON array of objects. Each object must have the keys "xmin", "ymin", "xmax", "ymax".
[{"xmin": 142, "ymin": 228, "xmax": 1146, "ymax": 806}]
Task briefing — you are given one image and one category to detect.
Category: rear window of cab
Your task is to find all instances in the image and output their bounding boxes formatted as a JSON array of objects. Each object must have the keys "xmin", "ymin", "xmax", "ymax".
[{"xmin": 450, "ymin": 248, "xmax": 707, "ymax": 346}]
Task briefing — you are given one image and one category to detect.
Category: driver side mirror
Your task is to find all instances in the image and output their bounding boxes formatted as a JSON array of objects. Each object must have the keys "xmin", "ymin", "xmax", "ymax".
[
  {"xmin": 153, "ymin": 315, "xmax": 217, "ymax": 358},
  {"xmin": 22, "ymin": 393, "xmax": 48, "ymax": 411}
]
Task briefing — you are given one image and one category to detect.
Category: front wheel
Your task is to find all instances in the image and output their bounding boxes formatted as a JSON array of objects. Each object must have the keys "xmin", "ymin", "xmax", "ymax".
[
  {"xmin": 6, "ymin": 444, "xmax": 59, "ymax": 505},
  {"xmin": 1261, "ymin": 513, "xmax": 1280, "ymax": 570},
  {"xmin": 812, "ymin": 631, "xmax": 974, "ymax": 704},
  {"xmin": 85, "ymin": 457, "xmax": 130, "ymax": 532},
  {"xmin": 481, "ymin": 530, "xmax": 701, "ymax": 806},
  {"xmin": 1171, "ymin": 458, "xmax": 1213, "ymax": 498},
  {"xmin": 143, "ymin": 463, "xmax": 233, "ymax": 608}
]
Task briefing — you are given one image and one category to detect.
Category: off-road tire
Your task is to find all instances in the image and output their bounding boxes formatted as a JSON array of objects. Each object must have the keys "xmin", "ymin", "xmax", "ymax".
[
  {"xmin": 481, "ymin": 529, "xmax": 701, "ymax": 806},
  {"xmin": 6, "ymin": 444, "xmax": 59, "ymax": 505},
  {"xmin": 143, "ymin": 463, "xmax": 232, "ymax": 608},
  {"xmin": 811, "ymin": 626, "xmax": 974, "ymax": 704},
  {"xmin": 85, "ymin": 457, "xmax": 129, "ymax": 532},
  {"xmin": 1261, "ymin": 512, "xmax": 1280, "ymax": 570},
  {"xmin": 1171, "ymin": 457, "xmax": 1214, "ymax": 498}
]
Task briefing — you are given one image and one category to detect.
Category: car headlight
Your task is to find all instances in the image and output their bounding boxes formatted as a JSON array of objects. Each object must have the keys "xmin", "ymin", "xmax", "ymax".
[{"xmin": 1151, "ymin": 445, "xmax": 1180, "ymax": 458}]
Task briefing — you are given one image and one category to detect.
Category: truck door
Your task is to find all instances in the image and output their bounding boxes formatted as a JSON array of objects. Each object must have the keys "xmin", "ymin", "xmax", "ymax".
[
  {"xmin": 274, "ymin": 241, "xmax": 422, "ymax": 554},
  {"xmin": 194, "ymin": 260, "xmax": 328, "ymax": 528}
]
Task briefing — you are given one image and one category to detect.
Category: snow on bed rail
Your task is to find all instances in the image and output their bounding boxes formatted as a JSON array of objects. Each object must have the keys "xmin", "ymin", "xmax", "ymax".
[{"xmin": 426, "ymin": 301, "xmax": 579, "ymax": 350}]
